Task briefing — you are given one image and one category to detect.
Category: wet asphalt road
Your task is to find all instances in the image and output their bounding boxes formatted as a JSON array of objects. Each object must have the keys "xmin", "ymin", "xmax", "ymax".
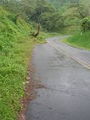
[
  {"xmin": 47, "ymin": 36, "xmax": 90, "ymax": 68},
  {"xmin": 26, "ymin": 36, "xmax": 90, "ymax": 120}
]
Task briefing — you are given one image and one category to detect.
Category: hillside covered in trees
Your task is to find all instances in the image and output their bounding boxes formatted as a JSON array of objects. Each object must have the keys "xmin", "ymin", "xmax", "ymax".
[
  {"xmin": 1, "ymin": 0, "xmax": 90, "ymax": 33},
  {"xmin": 48, "ymin": 0, "xmax": 90, "ymax": 32}
]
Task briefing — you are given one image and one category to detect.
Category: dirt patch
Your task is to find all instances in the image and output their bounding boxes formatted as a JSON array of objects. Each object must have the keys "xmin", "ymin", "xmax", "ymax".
[{"xmin": 18, "ymin": 63, "xmax": 45, "ymax": 120}]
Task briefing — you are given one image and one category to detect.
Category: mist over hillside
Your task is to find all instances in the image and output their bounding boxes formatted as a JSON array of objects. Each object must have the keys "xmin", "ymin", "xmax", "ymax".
[
  {"xmin": 47, "ymin": 0, "xmax": 90, "ymax": 8},
  {"xmin": 47, "ymin": 0, "xmax": 79, "ymax": 7}
]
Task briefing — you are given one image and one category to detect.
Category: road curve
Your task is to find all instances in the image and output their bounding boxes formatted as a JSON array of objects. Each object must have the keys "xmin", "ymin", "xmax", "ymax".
[
  {"xmin": 47, "ymin": 36, "xmax": 90, "ymax": 69},
  {"xmin": 26, "ymin": 36, "xmax": 90, "ymax": 120}
]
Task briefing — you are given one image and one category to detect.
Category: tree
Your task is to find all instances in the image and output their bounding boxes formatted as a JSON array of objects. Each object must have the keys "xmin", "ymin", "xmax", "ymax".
[
  {"xmin": 30, "ymin": 0, "xmax": 55, "ymax": 23},
  {"xmin": 81, "ymin": 17, "xmax": 90, "ymax": 32},
  {"xmin": 40, "ymin": 12, "xmax": 64, "ymax": 32}
]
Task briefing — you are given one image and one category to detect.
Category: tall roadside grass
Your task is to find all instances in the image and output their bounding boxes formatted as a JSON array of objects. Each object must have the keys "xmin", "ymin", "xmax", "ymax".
[
  {"xmin": 0, "ymin": 7, "xmax": 37, "ymax": 120},
  {"xmin": 63, "ymin": 31, "xmax": 90, "ymax": 50}
]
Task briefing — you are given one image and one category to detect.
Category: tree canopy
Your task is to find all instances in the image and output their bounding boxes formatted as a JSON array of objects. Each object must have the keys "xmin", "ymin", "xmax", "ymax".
[{"xmin": 0, "ymin": 0, "xmax": 90, "ymax": 32}]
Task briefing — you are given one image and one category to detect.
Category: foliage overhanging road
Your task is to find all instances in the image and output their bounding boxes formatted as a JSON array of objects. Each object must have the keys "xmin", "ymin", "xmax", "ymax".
[{"xmin": 26, "ymin": 36, "xmax": 90, "ymax": 120}]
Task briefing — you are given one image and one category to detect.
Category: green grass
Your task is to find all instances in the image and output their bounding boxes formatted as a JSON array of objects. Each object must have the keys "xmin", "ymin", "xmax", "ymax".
[
  {"xmin": 0, "ymin": 37, "xmax": 34, "ymax": 120},
  {"xmin": 0, "ymin": 7, "xmax": 46, "ymax": 120},
  {"xmin": 63, "ymin": 31, "xmax": 90, "ymax": 50}
]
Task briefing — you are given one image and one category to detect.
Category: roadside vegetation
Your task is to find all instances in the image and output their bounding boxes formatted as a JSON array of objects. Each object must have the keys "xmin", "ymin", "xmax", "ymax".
[
  {"xmin": 0, "ymin": 6, "xmax": 45, "ymax": 120},
  {"xmin": 63, "ymin": 17, "xmax": 90, "ymax": 50},
  {"xmin": 63, "ymin": 31, "xmax": 90, "ymax": 50},
  {"xmin": 54, "ymin": 0, "xmax": 90, "ymax": 49}
]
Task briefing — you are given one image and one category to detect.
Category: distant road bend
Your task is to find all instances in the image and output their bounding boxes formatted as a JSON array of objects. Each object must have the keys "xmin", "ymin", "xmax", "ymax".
[
  {"xmin": 26, "ymin": 36, "xmax": 90, "ymax": 120},
  {"xmin": 47, "ymin": 36, "xmax": 90, "ymax": 69}
]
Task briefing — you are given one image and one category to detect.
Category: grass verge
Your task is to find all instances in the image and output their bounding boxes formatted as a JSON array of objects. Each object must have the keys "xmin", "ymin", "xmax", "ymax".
[
  {"xmin": 0, "ymin": 36, "xmax": 35, "ymax": 120},
  {"xmin": 63, "ymin": 31, "xmax": 90, "ymax": 50},
  {"xmin": 0, "ymin": 7, "xmax": 46, "ymax": 120}
]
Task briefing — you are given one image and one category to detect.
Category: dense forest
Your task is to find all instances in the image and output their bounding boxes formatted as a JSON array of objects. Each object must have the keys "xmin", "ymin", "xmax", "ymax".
[
  {"xmin": 48, "ymin": 0, "xmax": 90, "ymax": 32},
  {"xmin": 0, "ymin": 0, "xmax": 90, "ymax": 33}
]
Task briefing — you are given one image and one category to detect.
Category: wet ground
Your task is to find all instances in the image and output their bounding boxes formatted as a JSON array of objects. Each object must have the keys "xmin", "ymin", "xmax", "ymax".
[
  {"xmin": 26, "ymin": 36, "xmax": 90, "ymax": 120},
  {"xmin": 47, "ymin": 36, "xmax": 90, "ymax": 68}
]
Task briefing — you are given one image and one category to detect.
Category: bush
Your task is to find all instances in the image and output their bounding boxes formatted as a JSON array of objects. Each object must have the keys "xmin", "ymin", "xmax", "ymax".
[{"xmin": 81, "ymin": 17, "xmax": 90, "ymax": 32}]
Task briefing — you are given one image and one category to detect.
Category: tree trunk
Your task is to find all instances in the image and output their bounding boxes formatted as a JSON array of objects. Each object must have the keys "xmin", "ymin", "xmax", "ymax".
[{"xmin": 32, "ymin": 24, "xmax": 40, "ymax": 37}]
